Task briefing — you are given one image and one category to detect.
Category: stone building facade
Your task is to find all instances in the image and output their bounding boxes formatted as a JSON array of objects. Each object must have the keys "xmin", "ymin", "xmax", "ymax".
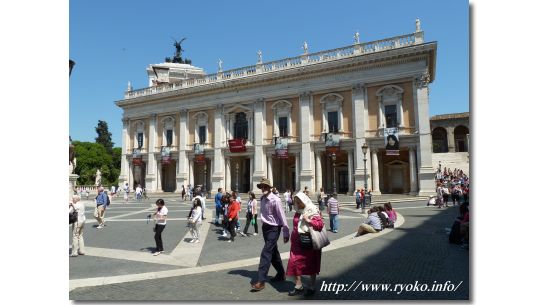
[{"xmin": 116, "ymin": 25, "xmax": 438, "ymax": 196}]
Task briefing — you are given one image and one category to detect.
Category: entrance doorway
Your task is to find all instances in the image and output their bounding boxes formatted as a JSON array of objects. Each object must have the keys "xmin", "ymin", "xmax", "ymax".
[
  {"xmin": 230, "ymin": 157, "xmax": 251, "ymax": 193},
  {"xmin": 133, "ymin": 162, "xmax": 146, "ymax": 189},
  {"xmin": 271, "ymin": 155, "xmax": 296, "ymax": 192},
  {"xmin": 161, "ymin": 161, "xmax": 176, "ymax": 192}
]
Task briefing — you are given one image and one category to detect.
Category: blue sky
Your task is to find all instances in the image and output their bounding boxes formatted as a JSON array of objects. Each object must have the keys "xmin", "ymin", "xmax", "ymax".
[{"xmin": 69, "ymin": 0, "xmax": 469, "ymax": 147}]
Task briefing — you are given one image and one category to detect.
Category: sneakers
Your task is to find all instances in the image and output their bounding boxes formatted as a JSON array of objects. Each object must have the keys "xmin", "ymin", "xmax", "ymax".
[
  {"xmin": 227, "ymin": 239, "xmax": 234, "ymax": 243},
  {"xmin": 193, "ymin": 239, "xmax": 200, "ymax": 243},
  {"xmin": 253, "ymin": 233, "xmax": 258, "ymax": 236},
  {"xmin": 153, "ymin": 251, "xmax": 161, "ymax": 256},
  {"xmin": 69, "ymin": 254, "xmax": 78, "ymax": 257},
  {"xmin": 221, "ymin": 231, "xmax": 228, "ymax": 237},
  {"xmin": 239, "ymin": 231, "xmax": 246, "ymax": 237},
  {"xmin": 96, "ymin": 224, "xmax": 103, "ymax": 229},
  {"xmin": 288, "ymin": 287, "xmax": 304, "ymax": 296}
]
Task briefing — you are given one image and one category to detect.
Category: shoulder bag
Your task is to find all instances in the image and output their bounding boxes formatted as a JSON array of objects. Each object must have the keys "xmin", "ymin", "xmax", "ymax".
[
  {"xmin": 310, "ymin": 226, "xmax": 330, "ymax": 250},
  {"xmin": 69, "ymin": 204, "xmax": 78, "ymax": 224}
]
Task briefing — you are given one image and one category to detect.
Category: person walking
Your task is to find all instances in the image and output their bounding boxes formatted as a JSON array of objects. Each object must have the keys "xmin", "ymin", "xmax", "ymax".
[
  {"xmin": 135, "ymin": 185, "xmax": 143, "ymax": 202},
  {"xmin": 242, "ymin": 192, "xmax": 258, "ymax": 236},
  {"xmin": 192, "ymin": 187, "xmax": 206, "ymax": 221},
  {"xmin": 181, "ymin": 185, "xmax": 186, "ymax": 201},
  {"xmin": 188, "ymin": 198, "xmax": 203, "ymax": 243},
  {"xmin": 123, "ymin": 182, "xmax": 130, "ymax": 204},
  {"xmin": 226, "ymin": 194, "xmax": 241, "ymax": 243},
  {"xmin": 355, "ymin": 188, "xmax": 362, "ymax": 209},
  {"xmin": 317, "ymin": 188, "xmax": 327, "ymax": 217},
  {"xmin": 251, "ymin": 178, "xmax": 290, "ymax": 292},
  {"xmin": 69, "ymin": 195, "xmax": 86, "ymax": 257},
  {"xmin": 93, "ymin": 186, "xmax": 108, "ymax": 229},
  {"xmin": 214, "ymin": 188, "xmax": 224, "ymax": 225},
  {"xmin": 284, "ymin": 189, "xmax": 293, "ymax": 213},
  {"xmin": 152, "ymin": 199, "xmax": 168, "ymax": 255},
  {"xmin": 327, "ymin": 193, "xmax": 340, "ymax": 233},
  {"xmin": 286, "ymin": 192, "xmax": 324, "ymax": 296}
]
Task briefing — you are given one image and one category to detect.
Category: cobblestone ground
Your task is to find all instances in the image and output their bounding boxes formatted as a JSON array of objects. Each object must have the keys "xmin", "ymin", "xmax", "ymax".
[{"xmin": 69, "ymin": 199, "xmax": 469, "ymax": 301}]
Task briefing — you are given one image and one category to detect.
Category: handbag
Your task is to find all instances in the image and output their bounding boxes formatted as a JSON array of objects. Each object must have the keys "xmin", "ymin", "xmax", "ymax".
[
  {"xmin": 69, "ymin": 210, "xmax": 78, "ymax": 224},
  {"xmin": 299, "ymin": 232, "xmax": 313, "ymax": 249},
  {"xmin": 310, "ymin": 226, "xmax": 330, "ymax": 250}
]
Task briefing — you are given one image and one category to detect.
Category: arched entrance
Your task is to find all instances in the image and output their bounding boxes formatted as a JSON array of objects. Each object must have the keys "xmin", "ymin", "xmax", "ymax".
[
  {"xmin": 454, "ymin": 126, "xmax": 469, "ymax": 152},
  {"xmin": 432, "ymin": 127, "xmax": 448, "ymax": 153},
  {"xmin": 133, "ymin": 161, "xmax": 146, "ymax": 189}
]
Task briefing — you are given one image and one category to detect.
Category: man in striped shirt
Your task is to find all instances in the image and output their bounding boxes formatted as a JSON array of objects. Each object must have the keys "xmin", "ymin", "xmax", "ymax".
[{"xmin": 327, "ymin": 193, "xmax": 340, "ymax": 233}]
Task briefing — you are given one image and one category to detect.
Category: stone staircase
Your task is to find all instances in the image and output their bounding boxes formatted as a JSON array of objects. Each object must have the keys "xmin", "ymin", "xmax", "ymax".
[{"xmin": 432, "ymin": 152, "xmax": 469, "ymax": 174}]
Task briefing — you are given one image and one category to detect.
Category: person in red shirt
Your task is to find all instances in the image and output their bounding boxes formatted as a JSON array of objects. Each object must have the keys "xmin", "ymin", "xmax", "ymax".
[{"xmin": 226, "ymin": 194, "xmax": 241, "ymax": 243}]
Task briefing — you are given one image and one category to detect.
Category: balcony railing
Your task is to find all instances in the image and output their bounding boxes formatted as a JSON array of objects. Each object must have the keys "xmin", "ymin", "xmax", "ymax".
[{"xmin": 124, "ymin": 32, "xmax": 423, "ymax": 100}]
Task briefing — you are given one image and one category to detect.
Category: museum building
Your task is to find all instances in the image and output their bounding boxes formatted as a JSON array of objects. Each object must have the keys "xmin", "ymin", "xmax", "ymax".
[{"xmin": 116, "ymin": 21, "xmax": 437, "ymax": 196}]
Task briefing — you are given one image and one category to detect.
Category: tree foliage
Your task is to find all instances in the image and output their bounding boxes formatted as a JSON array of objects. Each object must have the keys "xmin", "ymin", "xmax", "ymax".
[{"xmin": 95, "ymin": 120, "xmax": 114, "ymax": 154}]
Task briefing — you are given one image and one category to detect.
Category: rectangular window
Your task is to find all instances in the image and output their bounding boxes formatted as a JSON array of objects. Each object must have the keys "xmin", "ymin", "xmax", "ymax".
[
  {"xmin": 166, "ymin": 129, "xmax": 173, "ymax": 146},
  {"xmin": 199, "ymin": 126, "xmax": 206, "ymax": 144},
  {"xmin": 278, "ymin": 117, "xmax": 288, "ymax": 137},
  {"xmin": 328, "ymin": 111, "xmax": 339, "ymax": 133},
  {"xmin": 385, "ymin": 105, "xmax": 398, "ymax": 128},
  {"xmin": 137, "ymin": 133, "xmax": 143, "ymax": 148}
]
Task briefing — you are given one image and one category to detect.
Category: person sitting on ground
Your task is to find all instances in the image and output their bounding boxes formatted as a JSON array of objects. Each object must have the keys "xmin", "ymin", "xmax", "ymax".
[
  {"xmin": 384, "ymin": 202, "xmax": 397, "ymax": 224},
  {"xmin": 377, "ymin": 205, "xmax": 393, "ymax": 229},
  {"xmin": 427, "ymin": 195, "xmax": 436, "ymax": 206},
  {"xmin": 355, "ymin": 206, "xmax": 383, "ymax": 237}
]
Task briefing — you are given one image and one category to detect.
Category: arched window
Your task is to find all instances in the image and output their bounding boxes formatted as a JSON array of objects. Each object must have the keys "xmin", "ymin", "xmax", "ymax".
[
  {"xmin": 234, "ymin": 112, "xmax": 248, "ymax": 139},
  {"xmin": 432, "ymin": 127, "xmax": 448, "ymax": 153},
  {"xmin": 272, "ymin": 100, "xmax": 293, "ymax": 137},
  {"xmin": 454, "ymin": 126, "xmax": 469, "ymax": 152},
  {"xmin": 376, "ymin": 85, "xmax": 404, "ymax": 129},
  {"xmin": 161, "ymin": 116, "xmax": 175, "ymax": 147},
  {"xmin": 320, "ymin": 93, "xmax": 344, "ymax": 133}
]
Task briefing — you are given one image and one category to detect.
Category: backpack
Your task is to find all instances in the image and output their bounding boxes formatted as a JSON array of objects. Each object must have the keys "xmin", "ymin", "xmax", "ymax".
[
  {"xmin": 106, "ymin": 194, "xmax": 111, "ymax": 206},
  {"xmin": 377, "ymin": 212, "xmax": 393, "ymax": 229},
  {"xmin": 356, "ymin": 192, "xmax": 362, "ymax": 202}
]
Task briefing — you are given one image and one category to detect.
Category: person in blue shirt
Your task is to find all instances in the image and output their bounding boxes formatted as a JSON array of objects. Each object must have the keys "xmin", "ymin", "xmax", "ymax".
[
  {"xmin": 93, "ymin": 186, "xmax": 109, "ymax": 229},
  {"xmin": 214, "ymin": 188, "xmax": 223, "ymax": 225}
]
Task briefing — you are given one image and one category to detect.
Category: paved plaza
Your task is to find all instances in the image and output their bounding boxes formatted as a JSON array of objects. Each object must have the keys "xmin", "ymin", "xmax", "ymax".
[{"xmin": 69, "ymin": 195, "xmax": 469, "ymax": 300}]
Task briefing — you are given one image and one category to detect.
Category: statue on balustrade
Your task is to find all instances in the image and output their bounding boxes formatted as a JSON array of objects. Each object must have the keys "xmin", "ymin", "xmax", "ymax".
[
  {"xmin": 69, "ymin": 136, "xmax": 76, "ymax": 174},
  {"xmin": 95, "ymin": 169, "xmax": 102, "ymax": 186}
]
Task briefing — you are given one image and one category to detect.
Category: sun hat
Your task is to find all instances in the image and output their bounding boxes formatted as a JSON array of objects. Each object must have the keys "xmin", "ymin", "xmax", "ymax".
[{"xmin": 256, "ymin": 178, "xmax": 273, "ymax": 189}]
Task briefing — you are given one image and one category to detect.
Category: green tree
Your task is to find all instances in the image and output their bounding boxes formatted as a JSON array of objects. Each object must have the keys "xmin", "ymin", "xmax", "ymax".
[
  {"xmin": 95, "ymin": 120, "xmax": 114, "ymax": 154},
  {"xmin": 73, "ymin": 141, "xmax": 114, "ymax": 185}
]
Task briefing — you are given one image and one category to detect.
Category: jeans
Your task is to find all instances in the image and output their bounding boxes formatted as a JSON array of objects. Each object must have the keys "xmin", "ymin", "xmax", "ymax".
[
  {"xmin": 329, "ymin": 214, "xmax": 339, "ymax": 232},
  {"xmin": 215, "ymin": 206, "xmax": 222, "ymax": 223},
  {"xmin": 243, "ymin": 212, "xmax": 258, "ymax": 234},
  {"xmin": 257, "ymin": 223, "xmax": 285, "ymax": 283},
  {"xmin": 154, "ymin": 224, "xmax": 166, "ymax": 252},
  {"xmin": 227, "ymin": 218, "xmax": 237, "ymax": 241}
]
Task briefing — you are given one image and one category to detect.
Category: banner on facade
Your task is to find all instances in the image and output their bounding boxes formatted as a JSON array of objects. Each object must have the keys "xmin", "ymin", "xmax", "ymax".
[
  {"xmin": 132, "ymin": 158, "xmax": 143, "ymax": 166},
  {"xmin": 325, "ymin": 133, "xmax": 340, "ymax": 154},
  {"xmin": 384, "ymin": 127, "xmax": 400, "ymax": 156},
  {"xmin": 228, "ymin": 138, "xmax": 247, "ymax": 153},
  {"xmin": 275, "ymin": 137, "xmax": 289, "ymax": 159},
  {"xmin": 161, "ymin": 146, "xmax": 172, "ymax": 165},
  {"xmin": 132, "ymin": 148, "xmax": 142, "ymax": 166},
  {"xmin": 194, "ymin": 143, "xmax": 205, "ymax": 163}
]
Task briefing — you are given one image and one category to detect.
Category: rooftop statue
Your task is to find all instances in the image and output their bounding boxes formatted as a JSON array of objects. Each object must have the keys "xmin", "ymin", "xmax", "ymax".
[{"xmin": 165, "ymin": 37, "xmax": 192, "ymax": 64}]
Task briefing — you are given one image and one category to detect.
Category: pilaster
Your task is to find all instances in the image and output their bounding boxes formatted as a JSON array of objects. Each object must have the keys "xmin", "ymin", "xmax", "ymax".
[
  {"xmin": 252, "ymin": 98, "xmax": 267, "ymax": 192},
  {"xmin": 299, "ymin": 92, "xmax": 314, "ymax": 190},
  {"xmin": 176, "ymin": 109, "xmax": 189, "ymax": 190},
  {"xmin": 146, "ymin": 114, "xmax": 157, "ymax": 191}
]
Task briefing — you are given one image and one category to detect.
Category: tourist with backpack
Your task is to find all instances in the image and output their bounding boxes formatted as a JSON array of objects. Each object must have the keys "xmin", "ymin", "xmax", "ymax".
[
  {"xmin": 69, "ymin": 195, "xmax": 86, "ymax": 257},
  {"xmin": 355, "ymin": 189, "xmax": 362, "ymax": 209},
  {"xmin": 93, "ymin": 186, "xmax": 108, "ymax": 229}
]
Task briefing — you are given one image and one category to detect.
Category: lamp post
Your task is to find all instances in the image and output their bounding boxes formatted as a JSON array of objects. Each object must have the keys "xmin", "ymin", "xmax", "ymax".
[
  {"xmin": 235, "ymin": 162, "xmax": 239, "ymax": 192},
  {"xmin": 331, "ymin": 152, "xmax": 337, "ymax": 195},
  {"xmin": 361, "ymin": 143, "xmax": 368, "ymax": 213}
]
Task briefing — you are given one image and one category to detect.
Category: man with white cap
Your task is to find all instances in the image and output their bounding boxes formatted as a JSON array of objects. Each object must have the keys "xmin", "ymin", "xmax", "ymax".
[{"xmin": 251, "ymin": 178, "xmax": 290, "ymax": 292}]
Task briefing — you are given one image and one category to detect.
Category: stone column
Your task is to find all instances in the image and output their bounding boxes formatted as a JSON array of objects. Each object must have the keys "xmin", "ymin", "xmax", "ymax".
[
  {"xmin": 146, "ymin": 114, "xmax": 158, "ymax": 192},
  {"xmin": 211, "ymin": 104, "xmax": 225, "ymax": 193},
  {"xmin": 447, "ymin": 126, "xmax": 456, "ymax": 152},
  {"xmin": 371, "ymin": 148, "xmax": 380, "ymax": 194},
  {"xmin": 295, "ymin": 154, "xmax": 300, "ymax": 192},
  {"xmin": 267, "ymin": 155, "xmax": 273, "ymax": 184},
  {"xmin": 225, "ymin": 157, "xmax": 231, "ymax": 192},
  {"xmin": 189, "ymin": 159, "xmax": 194, "ymax": 187},
  {"xmin": 298, "ymin": 92, "xmax": 314, "ymax": 190},
  {"xmin": 315, "ymin": 151, "xmax": 322, "ymax": 193},
  {"xmin": 156, "ymin": 161, "xmax": 162, "ymax": 191},
  {"xmin": 413, "ymin": 73, "xmax": 436, "ymax": 196},
  {"xmin": 398, "ymin": 93, "xmax": 404, "ymax": 128},
  {"xmin": 177, "ymin": 109, "xmax": 189, "ymax": 191},
  {"xmin": 352, "ymin": 84, "xmax": 368, "ymax": 191},
  {"xmin": 252, "ymin": 99, "xmax": 267, "ymax": 195},
  {"xmin": 347, "ymin": 151, "xmax": 354, "ymax": 195},
  {"xmin": 378, "ymin": 96, "xmax": 384, "ymax": 129},
  {"xmin": 119, "ymin": 118, "xmax": 130, "ymax": 185},
  {"xmin": 409, "ymin": 146, "xmax": 418, "ymax": 194}
]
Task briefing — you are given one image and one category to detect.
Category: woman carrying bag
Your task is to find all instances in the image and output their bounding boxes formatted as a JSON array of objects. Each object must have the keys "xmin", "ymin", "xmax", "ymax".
[
  {"xmin": 242, "ymin": 192, "xmax": 258, "ymax": 236},
  {"xmin": 286, "ymin": 192, "xmax": 326, "ymax": 297}
]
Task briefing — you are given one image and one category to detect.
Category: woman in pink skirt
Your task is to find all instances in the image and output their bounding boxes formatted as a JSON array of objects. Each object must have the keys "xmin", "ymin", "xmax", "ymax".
[{"xmin": 286, "ymin": 192, "xmax": 324, "ymax": 296}]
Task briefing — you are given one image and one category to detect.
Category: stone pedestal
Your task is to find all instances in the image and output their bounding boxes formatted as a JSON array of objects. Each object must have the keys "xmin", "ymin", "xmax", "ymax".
[{"xmin": 69, "ymin": 174, "xmax": 79, "ymax": 199}]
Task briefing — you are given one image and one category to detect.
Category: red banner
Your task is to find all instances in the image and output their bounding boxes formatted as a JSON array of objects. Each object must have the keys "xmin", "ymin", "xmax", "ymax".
[
  {"xmin": 326, "ymin": 146, "xmax": 340, "ymax": 155},
  {"xmin": 132, "ymin": 158, "xmax": 143, "ymax": 166},
  {"xmin": 195, "ymin": 154, "xmax": 206, "ymax": 163},
  {"xmin": 228, "ymin": 138, "xmax": 247, "ymax": 153},
  {"xmin": 162, "ymin": 156, "xmax": 172, "ymax": 165},
  {"xmin": 276, "ymin": 149, "xmax": 288, "ymax": 159}
]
